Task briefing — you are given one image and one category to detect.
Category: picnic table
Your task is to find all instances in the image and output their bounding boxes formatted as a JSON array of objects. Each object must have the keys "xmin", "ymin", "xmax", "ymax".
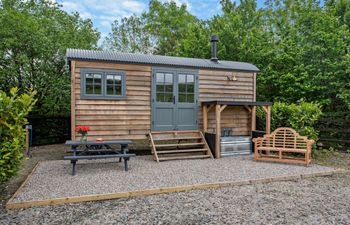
[{"xmin": 64, "ymin": 140, "xmax": 135, "ymax": 175}]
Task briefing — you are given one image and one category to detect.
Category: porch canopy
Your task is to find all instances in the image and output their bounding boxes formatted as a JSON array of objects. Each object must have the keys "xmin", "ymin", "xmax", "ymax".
[{"xmin": 202, "ymin": 101, "xmax": 272, "ymax": 159}]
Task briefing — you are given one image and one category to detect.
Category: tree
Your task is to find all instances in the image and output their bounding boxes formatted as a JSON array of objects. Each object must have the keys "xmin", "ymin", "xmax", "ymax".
[
  {"xmin": 209, "ymin": 0, "xmax": 350, "ymax": 109},
  {"xmin": 172, "ymin": 21, "xmax": 211, "ymax": 59},
  {"xmin": 103, "ymin": 14, "xmax": 155, "ymax": 54},
  {"xmin": 0, "ymin": 0, "xmax": 100, "ymax": 116},
  {"xmin": 146, "ymin": 0, "xmax": 199, "ymax": 55},
  {"xmin": 104, "ymin": 0, "xmax": 200, "ymax": 56}
]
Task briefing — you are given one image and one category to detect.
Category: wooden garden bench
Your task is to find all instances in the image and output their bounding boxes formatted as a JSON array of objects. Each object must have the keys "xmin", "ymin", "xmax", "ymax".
[{"xmin": 252, "ymin": 127, "xmax": 315, "ymax": 166}]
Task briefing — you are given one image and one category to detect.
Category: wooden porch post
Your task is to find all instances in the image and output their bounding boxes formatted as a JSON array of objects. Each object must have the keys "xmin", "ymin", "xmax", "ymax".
[
  {"xmin": 215, "ymin": 104, "xmax": 221, "ymax": 159},
  {"xmin": 202, "ymin": 105, "xmax": 208, "ymax": 132},
  {"xmin": 266, "ymin": 105, "xmax": 271, "ymax": 134},
  {"xmin": 251, "ymin": 106, "xmax": 256, "ymax": 131},
  {"xmin": 70, "ymin": 60, "xmax": 76, "ymax": 140}
]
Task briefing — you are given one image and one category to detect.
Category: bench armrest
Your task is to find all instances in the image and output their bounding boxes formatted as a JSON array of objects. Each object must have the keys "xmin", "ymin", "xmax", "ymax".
[
  {"xmin": 252, "ymin": 137, "xmax": 264, "ymax": 147},
  {"xmin": 308, "ymin": 139, "xmax": 315, "ymax": 145}
]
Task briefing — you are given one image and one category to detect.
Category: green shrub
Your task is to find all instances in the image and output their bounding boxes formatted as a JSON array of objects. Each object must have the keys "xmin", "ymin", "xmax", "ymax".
[
  {"xmin": 0, "ymin": 87, "xmax": 36, "ymax": 182},
  {"xmin": 258, "ymin": 101, "xmax": 322, "ymax": 141}
]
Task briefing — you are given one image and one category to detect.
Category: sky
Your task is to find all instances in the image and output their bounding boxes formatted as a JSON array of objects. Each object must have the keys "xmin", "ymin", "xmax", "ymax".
[{"xmin": 54, "ymin": 0, "xmax": 264, "ymax": 44}]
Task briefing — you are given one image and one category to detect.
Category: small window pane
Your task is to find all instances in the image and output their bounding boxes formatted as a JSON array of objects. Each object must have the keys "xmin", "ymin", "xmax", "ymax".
[
  {"xmin": 86, "ymin": 74, "xmax": 94, "ymax": 83},
  {"xmin": 86, "ymin": 84, "xmax": 93, "ymax": 94},
  {"xmin": 187, "ymin": 75, "xmax": 194, "ymax": 83},
  {"xmin": 106, "ymin": 75, "xmax": 114, "ymax": 85},
  {"xmin": 187, "ymin": 94, "xmax": 194, "ymax": 103},
  {"xmin": 156, "ymin": 73, "xmax": 164, "ymax": 83},
  {"xmin": 187, "ymin": 84, "xmax": 194, "ymax": 93},
  {"xmin": 107, "ymin": 85, "xmax": 114, "ymax": 95},
  {"xmin": 165, "ymin": 73, "xmax": 173, "ymax": 83},
  {"xmin": 165, "ymin": 84, "xmax": 173, "ymax": 92},
  {"xmin": 179, "ymin": 83, "xmax": 186, "ymax": 92},
  {"xmin": 115, "ymin": 85, "xmax": 122, "ymax": 95},
  {"xmin": 94, "ymin": 85, "xmax": 102, "ymax": 94},
  {"xmin": 94, "ymin": 75, "xmax": 101, "ymax": 85},
  {"xmin": 156, "ymin": 85, "xmax": 164, "ymax": 92},
  {"xmin": 178, "ymin": 74, "xmax": 186, "ymax": 83},
  {"xmin": 164, "ymin": 93, "xmax": 173, "ymax": 102},
  {"xmin": 156, "ymin": 93, "xmax": 164, "ymax": 102},
  {"xmin": 179, "ymin": 93, "xmax": 186, "ymax": 102},
  {"xmin": 114, "ymin": 75, "xmax": 122, "ymax": 85}
]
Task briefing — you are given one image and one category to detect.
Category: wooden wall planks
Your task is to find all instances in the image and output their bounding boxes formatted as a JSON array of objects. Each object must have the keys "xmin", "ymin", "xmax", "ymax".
[
  {"xmin": 198, "ymin": 70, "xmax": 254, "ymax": 136},
  {"xmin": 73, "ymin": 61, "xmax": 152, "ymax": 140},
  {"xmin": 72, "ymin": 61, "xmax": 255, "ymax": 140}
]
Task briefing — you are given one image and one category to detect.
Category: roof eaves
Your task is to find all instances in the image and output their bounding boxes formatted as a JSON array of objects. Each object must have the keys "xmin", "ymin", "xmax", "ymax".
[{"xmin": 66, "ymin": 49, "xmax": 260, "ymax": 72}]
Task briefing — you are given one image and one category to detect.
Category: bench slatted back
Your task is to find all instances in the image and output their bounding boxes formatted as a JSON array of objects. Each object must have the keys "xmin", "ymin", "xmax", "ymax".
[{"xmin": 259, "ymin": 127, "xmax": 312, "ymax": 149}]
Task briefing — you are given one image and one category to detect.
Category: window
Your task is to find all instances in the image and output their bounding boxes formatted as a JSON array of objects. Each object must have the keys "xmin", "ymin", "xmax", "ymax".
[
  {"xmin": 106, "ymin": 74, "xmax": 122, "ymax": 96},
  {"xmin": 85, "ymin": 73, "xmax": 102, "ymax": 95},
  {"xmin": 178, "ymin": 74, "xmax": 195, "ymax": 103},
  {"xmin": 81, "ymin": 69, "xmax": 126, "ymax": 100},
  {"xmin": 156, "ymin": 72, "xmax": 173, "ymax": 103}
]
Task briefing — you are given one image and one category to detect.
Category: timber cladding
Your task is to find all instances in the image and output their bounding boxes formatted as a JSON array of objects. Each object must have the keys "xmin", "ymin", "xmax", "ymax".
[
  {"xmin": 198, "ymin": 70, "xmax": 255, "ymax": 136},
  {"xmin": 73, "ymin": 61, "xmax": 152, "ymax": 140},
  {"xmin": 71, "ymin": 61, "xmax": 255, "ymax": 140}
]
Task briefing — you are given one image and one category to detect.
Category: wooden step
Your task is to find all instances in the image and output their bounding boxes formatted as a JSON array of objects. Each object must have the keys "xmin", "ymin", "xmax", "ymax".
[
  {"xmin": 155, "ymin": 142, "xmax": 206, "ymax": 148},
  {"xmin": 152, "ymin": 137, "xmax": 202, "ymax": 141},
  {"xmin": 157, "ymin": 148, "xmax": 208, "ymax": 154},
  {"xmin": 158, "ymin": 154, "xmax": 212, "ymax": 161},
  {"xmin": 148, "ymin": 130, "xmax": 213, "ymax": 162},
  {"xmin": 150, "ymin": 130, "xmax": 200, "ymax": 134}
]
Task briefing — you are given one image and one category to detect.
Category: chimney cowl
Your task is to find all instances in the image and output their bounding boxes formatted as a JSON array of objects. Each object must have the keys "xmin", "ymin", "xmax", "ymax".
[
  {"xmin": 211, "ymin": 35, "xmax": 219, "ymax": 42},
  {"xmin": 210, "ymin": 35, "xmax": 219, "ymax": 63}
]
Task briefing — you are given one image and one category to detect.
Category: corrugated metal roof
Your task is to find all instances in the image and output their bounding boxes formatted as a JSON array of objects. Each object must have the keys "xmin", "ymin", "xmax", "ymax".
[{"xmin": 66, "ymin": 48, "xmax": 259, "ymax": 72}]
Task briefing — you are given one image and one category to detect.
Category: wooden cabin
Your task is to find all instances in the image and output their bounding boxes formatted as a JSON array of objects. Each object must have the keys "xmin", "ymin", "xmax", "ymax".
[{"xmin": 66, "ymin": 36, "xmax": 271, "ymax": 160}]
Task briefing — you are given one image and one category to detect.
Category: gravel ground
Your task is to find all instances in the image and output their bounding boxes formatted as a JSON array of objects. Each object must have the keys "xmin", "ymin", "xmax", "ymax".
[
  {"xmin": 10, "ymin": 156, "xmax": 335, "ymax": 203},
  {"xmin": 1, "ymin": 172, "xmax": 350, "ymax": 225}
]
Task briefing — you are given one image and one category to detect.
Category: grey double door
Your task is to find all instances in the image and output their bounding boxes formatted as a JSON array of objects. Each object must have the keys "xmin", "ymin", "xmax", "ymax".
[{"xmin": 152, "ymin": 68, "xmax": 198, "ymax": 131}]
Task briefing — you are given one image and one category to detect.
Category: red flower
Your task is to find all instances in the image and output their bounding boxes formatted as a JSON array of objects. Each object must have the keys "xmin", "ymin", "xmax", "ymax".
[{"xmin": 75, "ymin": 126, "xmax": 91, "ymax": 133}]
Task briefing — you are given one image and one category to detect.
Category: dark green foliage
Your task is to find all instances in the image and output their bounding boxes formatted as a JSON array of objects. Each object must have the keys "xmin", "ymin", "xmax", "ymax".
[
  {"xmin": 0, "ymin": 0, "xmax": 100, "ymax": 116},
  {"xmin": 146, "ymin": 0, "xmax": 199, "ymax": 56},
  {"xmin": 316, "ymin": 109, "xmax": 350, "ymax": 150},
  {"xmin": 0, "ymin": 87, "xmax": 36, "ymax": 182},
  {"xmin": 27, "ymin": 116, "xmax": 71, "ymax": 146},
  {"xmin": 271, "ymin": 101, "xmax": 322, "ymax": 141},
  {"xmin": 257, "ymin": 101, "xmax": 322, "ymax": 141},
  {"xmin": 103, "ymin": 14, "xmax": 155, "ymax": 54},
  {"xmin": 104, "ymin": 0, "xmax": 201, "ymax": 56}
]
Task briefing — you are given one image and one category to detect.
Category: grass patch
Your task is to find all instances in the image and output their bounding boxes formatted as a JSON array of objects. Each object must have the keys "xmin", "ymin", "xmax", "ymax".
[{"xmin": 314, "ymin": 147, "xmax": 350, "ymax": 170}]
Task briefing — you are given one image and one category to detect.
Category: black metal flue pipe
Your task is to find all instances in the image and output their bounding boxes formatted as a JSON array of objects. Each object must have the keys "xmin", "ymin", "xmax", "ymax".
[{"xmin": 210, "ymin": 35, "xmax": 219, "ymax": 62}]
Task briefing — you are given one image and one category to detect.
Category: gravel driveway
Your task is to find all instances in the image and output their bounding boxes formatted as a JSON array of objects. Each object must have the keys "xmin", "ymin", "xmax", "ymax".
[
  {"xmin": 9, "ymin": 156, "xmax": 335, "ymax": 203},
  {"xmin": 1, "ymin": 172, "xmax": 349, "ymax": 225}
]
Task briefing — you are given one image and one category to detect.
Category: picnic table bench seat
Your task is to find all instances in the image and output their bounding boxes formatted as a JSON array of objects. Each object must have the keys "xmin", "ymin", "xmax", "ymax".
[
  {"xmin": 64, "ymin": 140, "xmax": 135, "ymax": 175},
  {"xmin": 252, "ymin": 127, "xmax": 315, "ymax": 166}
]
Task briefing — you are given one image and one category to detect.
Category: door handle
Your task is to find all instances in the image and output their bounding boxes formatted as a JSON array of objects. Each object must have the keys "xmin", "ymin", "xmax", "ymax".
[{"xmin": 173, "ymin": 96, "xmax": 175, "ymax": 104}]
